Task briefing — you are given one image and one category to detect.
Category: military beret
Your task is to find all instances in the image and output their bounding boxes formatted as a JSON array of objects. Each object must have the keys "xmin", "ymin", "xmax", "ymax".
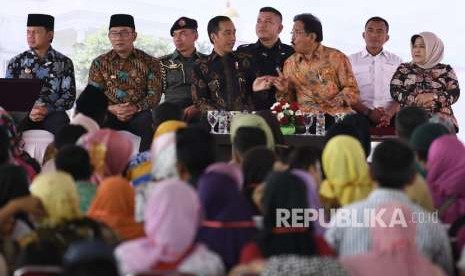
[{"xmin": 170, "ymin": 17, "xmax": 198, "ymax": 36}]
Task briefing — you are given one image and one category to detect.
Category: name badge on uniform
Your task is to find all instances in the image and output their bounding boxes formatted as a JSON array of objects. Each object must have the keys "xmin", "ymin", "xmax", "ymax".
[
  {"xmin": 235, "ymin": 62, "xmax": 239, "ymax": 70},
  {"xmin": 44, "ymin": 62, "xmax": 52, "ymax": 66},
  {"xmin": 24, "ymin": 68, "xmax": 31, "ymax": 74},
  {"xmin": 111, "ymin": 75, "xmax": 116, "ymax": 79}
]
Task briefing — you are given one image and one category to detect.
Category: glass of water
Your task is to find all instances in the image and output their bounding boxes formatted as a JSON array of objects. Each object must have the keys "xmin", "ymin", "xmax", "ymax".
[{"xmin": 207, "ymin": 110, "xmax": 219, "ymax": 134}]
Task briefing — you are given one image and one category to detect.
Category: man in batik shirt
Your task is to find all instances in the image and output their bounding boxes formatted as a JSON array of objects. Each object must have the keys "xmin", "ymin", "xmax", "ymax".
[
  {"xmin": 274, "ymin": 13, "xmax": 359, "ymax": 117},
  {"xmin": 191, "ymin": 16, "xmax": 256, "ymax": 113},
  {"xmin": 6, "ymin": 14, "xmax": 76, "ymax": 135},
  {"xmin": 88, "ymin": 14, "xmax": 162, "ymax": 151}
]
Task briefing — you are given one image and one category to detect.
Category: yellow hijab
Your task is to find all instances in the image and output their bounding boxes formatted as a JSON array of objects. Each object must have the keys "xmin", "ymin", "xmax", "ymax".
[
  {"xmin": 230, "ymin": 114, "xmax": 275, "ymax": 150},
  {"xmin": 30, "ymin": 171, "xmax": 82, "ymax": 227},
  {"xmin": 153, "ymin": 120, "xmax": 187, "ymax": 140},
  {"xmin": 320, "ymin": 135, "xmax": 373, "ymax": 206}
]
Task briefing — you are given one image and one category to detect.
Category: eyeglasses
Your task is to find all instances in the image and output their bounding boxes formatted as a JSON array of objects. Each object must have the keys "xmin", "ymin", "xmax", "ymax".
[
  {"xmin": 290, "ymin": 30, "xmax": 307, "ymax": 36},
  {"xmin": 109, "ymin": 31, "xmax": 133, "ymax": 39}
]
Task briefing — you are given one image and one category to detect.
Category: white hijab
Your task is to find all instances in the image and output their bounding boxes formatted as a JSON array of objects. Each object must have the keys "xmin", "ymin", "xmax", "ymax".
[{"xmin": 411, "ymin": 31, "xmax": 444, "ymax": 69}]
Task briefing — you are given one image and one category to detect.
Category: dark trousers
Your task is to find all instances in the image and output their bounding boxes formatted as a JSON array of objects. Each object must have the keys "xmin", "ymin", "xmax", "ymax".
[
  {"xmin": 103, "ymin": 110, "xmax": 154, "ymax": 152},
  {"xmin": 20, "ymin": 111, "xmax": 69, "ymax": 135}
]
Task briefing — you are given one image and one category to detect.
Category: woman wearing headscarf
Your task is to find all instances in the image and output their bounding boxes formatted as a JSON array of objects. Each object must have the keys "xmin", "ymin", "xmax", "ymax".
[
  {"xmin": 126, "ymin": 120, "xmax": 187, "ymax": 185},
  {"xmin": 197, "ymin": 163, "xmax": 256, "ymax": 270},
  {"xmin": 340, "ymin": 202, "xmax": 445, "ymax": 276},
  {"xmin": 0, "ymin": 164, "xmax": 33, "ymax": 239},
  {"xmin": 320, "ymin": 135, "xmax": 374, "ymax": 208},
  {"xmin": 79, "ymin": 129, "xmax": 132, "ymax": 184},
  {"xmin": 87, "ymin": 176, "xmax": 144, "ymax": 241},
  {"xmin": 115, "ymin": 179, "xmax": 225, "ymax": 275},
  {"xmin": 231, "ymin": 114, "xmax": 275, "ymax": 150},
  {"xmin": 236, "ymin": 172, "xmax": 338, "ymax": 274},
  {"xmin": 24, "ymin": 171, "xmax": 118, "ymax": 255},
  {"xmin": 0, "ymin": 107, "xmax": 39, "ymax": 180},
  {"xmin": 390, "ymin": 32, "xmax": 460, "ymax": 131},
  {"xmin": 427, "ymin": 135, "xmax": 465, "ymax": 224}
]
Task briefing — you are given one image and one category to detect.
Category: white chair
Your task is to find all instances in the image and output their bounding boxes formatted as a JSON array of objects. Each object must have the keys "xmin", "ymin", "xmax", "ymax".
[
  {"xmin": 22, "ymin": 130, "xmax": 54, "ymax": 164},
  {"xmin": 117, "ymin": 130, "xmax": 141, "ymax": 157}
]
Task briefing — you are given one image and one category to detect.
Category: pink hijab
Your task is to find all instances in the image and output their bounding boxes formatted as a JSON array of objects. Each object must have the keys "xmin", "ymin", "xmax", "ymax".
[
  {"xmin": 115, "ymin": 178, "xmax": 200, "ymax": 274},
  {"xmin": 427, "ymin": 135, "xmax": 465, "ymax": 223},
  {"xmin": 79, "ymin": 129, "xmax": 133, "ymax": 184},
  {"xmin": 340, "ymin": 202, "xmax": 445, "ymax": 276}
]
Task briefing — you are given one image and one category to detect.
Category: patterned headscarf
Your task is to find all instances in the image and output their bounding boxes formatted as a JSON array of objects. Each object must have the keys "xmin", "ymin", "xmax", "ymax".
[
  {"xmin": 115, "ymin": 179, "xmax": 200, "ymax": 274},
  {"xmin": 30, "ymin": 171, "xmax": 82, "ymax": 227},
  {"xmin": 88, "ymin": 176, "xmax": 144, "ymax": 240},
  {"xmin": 0, "ymin": 106, "xmax": 25, "ymax": 157},
  {"xmin": 79, "ymin": 129, "xmax": 132, "ymax": 183},
  {"xmin": 320, "ymin": 135, "xmax": 374, "ymax": 206}
]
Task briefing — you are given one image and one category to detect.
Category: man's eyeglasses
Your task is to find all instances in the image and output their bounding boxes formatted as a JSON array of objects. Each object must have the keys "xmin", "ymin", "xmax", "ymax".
[
  {"xmin": 109, "ymin": 31, "xmax": 133, "ymax": 39},
  {"xmin": 290, "ymin": 30, "xmax": 307, "ymax": 37}
]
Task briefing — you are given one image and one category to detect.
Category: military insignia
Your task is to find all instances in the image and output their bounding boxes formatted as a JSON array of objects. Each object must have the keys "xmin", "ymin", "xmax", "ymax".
[
  {"xmin": 178, "ymin": 19, "xmax": 186, "ymax": 27},
  {"xmin": 235, "ymin": 61, "xmax": 239, "ymax": 70},
  {"xmin": 24, "ymin": 68, "xmax": 31, "ymax": 74},
  {"xmin": 44, "ymin": 61, "xmax": 52, "ymax": 66},
  {"xmin": 261, "ymin": 52, "xmax": 268, "ymax": 57}
]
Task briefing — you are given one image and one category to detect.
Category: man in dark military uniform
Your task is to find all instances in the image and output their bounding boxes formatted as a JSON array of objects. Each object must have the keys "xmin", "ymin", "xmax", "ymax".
[
  {"xmin": 236, "ymin": 7, "xmax": 293, "ymax": 110},
  {"xmin": 6, "ymin": 14, "xmax": 76, "ymax": 135},
  {"xmin": 159, "ymin": 17, "xmax": 206, "ymax": 111}
]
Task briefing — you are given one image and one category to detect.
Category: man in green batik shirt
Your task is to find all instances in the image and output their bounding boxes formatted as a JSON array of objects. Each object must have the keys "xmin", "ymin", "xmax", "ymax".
[{"xmin": 88, "ymin": 14, "xmax": 162, "ymax": 151}]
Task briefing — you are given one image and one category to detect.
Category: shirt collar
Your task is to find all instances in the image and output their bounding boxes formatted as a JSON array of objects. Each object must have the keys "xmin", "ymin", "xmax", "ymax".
[
  {"xmin": 368, "ymin": 188, "xmax": 410, "ymax": 202},
  {"xmin": 172, "ymin": 49, "xmax": 202, "ymax": 60},
  {"xmin": 29, "ymin": 46, "xmax": 55, "ymax": 60},
  {"xmin": 296, "ymin": 43, "xmax": 323, "ymax": 62},
  {"xmin": 210, "ymin": 49, "xmax": 235, "ymax": 61},
  {"xmin": 257, "ymin": 38, "xmax": 283, "ymax": 51},
  {"xmin": 361, "ymin": 48, "xmax": 387, "ymax": 58},
  {"xmin": 109, "ymin": 48, "xmax": 138, "ymax": 60}
]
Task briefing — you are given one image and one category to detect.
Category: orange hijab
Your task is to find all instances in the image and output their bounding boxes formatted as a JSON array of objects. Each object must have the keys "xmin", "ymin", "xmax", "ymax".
[{"xmin": 88, "ymin": 176, "xmax": 144, "ymax": 240}]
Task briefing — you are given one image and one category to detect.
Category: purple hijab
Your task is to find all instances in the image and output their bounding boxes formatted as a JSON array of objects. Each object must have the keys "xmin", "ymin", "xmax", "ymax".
[
  {"xmin": 427, "ymin": 135, "xmax": 465, "ymax": 223},
  {"xmin": 291, "ymin": 169, "xmax": 325, "ymax": 234},
  {"xmin": 197, "ymin": 163, "xmax": 257, "ymax": 270}
]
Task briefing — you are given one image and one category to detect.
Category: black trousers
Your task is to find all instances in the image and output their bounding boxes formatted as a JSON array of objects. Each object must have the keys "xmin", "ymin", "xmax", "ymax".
[
  {"xmin": 20, "ymin": 111, "xmax": 69, "ymax": 135},
  {"xmin": 103, "ymin": 110, "xmax": 154, "ymax": 152}
]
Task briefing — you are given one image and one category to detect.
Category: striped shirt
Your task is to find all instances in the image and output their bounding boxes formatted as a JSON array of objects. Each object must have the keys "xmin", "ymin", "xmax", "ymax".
[{"xmin": 324, "ymin": 188, "xmax": 453, "ymax": 275}]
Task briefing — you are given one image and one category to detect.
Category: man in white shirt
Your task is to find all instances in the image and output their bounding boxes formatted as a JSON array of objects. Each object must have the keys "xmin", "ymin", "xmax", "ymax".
[
  {"xmin": 324, "ymin": 140, "xmax": 453, "ymax": 275},
  {"xmin": 350, "ymin": 17, "xmax": 402, "ymax": 126}
]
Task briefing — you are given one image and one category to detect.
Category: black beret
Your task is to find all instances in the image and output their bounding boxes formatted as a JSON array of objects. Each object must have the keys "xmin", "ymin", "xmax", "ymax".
[
  {"xmin": 170, "ymin": 17, "xmax": 198, "ymax": 36},
  {"xmin": 109, "ymin": 14, "xmax": 135, "ymax": 29},
  {"xmin": 27, "ymin": 14, "xmax": 54, "ymax": 30}
]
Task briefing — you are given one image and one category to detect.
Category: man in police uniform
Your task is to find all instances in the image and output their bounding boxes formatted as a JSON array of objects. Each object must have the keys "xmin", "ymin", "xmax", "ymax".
[
  {"xmin": 236, "ymin": 7, "xmax": 293, "ymax": 110},
  {"xmin": 159, "ymin": 17, "xmax": 206, "ymax": 111},
  {"xmin": 6, "ymin": 14, "xmax": 76, "ymax": 135}
]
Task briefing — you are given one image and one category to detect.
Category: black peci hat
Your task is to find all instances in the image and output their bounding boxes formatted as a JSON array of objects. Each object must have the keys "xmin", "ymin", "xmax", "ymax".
[
  {"xmin": 27, "ymin": 14, "xmax": 54, "ymax": 30},
  {"xmin": 109, "ymin": 14, "xmax": 135, "ymax": 29}
]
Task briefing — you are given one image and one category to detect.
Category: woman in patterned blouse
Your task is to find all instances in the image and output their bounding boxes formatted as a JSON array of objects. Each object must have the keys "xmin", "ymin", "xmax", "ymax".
[{"xmin": 390, "ymin": 32, "xmax": 460, "ymax": 131}]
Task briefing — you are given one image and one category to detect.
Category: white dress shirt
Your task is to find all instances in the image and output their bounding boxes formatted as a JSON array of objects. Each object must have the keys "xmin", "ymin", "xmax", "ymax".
[
  {"xmin": 349, "ymin": 49, "xmax": 402, "ymax": 109},
  {"xmin": 324, "ymin": 188, "xmax": 453, "ymax": 275}
]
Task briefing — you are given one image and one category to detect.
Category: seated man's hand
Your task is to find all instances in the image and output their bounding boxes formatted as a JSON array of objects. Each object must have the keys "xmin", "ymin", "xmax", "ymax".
[
  {"xmin": 108, "ymin": 103, "xmax": 138, "ymax": 122},
  {"xmin": 29, "ymin": 104, "xmax": 48, "ymax": 122},
  {"xmin": 368, "ymin": 107, "xmax": 385, "ymax": 124},
  {"xmin": 252, "ymin": 76, "xmax": 276, "ymax": 92}
]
